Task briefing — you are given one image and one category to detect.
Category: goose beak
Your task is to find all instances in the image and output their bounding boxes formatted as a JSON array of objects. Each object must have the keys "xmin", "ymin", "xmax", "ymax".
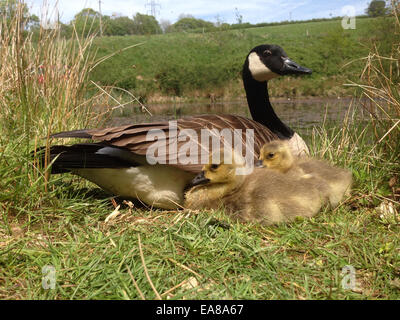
[
  {"xmin": 255, "ymin": 160, "xmax": 264, "ymax": 168},
  {"xmin": 280, "ymin": 57, "xmax": 312, "ymax": 75},
  {"xmin": 187, "ymin": 171, "xmax": 210, "ymax": 188}
]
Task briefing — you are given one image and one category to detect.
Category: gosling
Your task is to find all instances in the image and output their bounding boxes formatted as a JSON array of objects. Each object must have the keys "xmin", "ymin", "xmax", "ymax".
[
  {"xmin": 257, "ymin": 141, "xmax": 352, "ymax": 207},
  {"xmin": 184, "ymin": 149, "xmax": 328, "ymax": 225}
]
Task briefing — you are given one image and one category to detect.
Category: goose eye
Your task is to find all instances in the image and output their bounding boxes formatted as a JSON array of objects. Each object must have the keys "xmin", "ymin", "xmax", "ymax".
[
  {"xmin": 210, "ymin": 164, "xmax": 219, "ymax": 170},
  {"xmin": 263, "ymin": 49, "xmax": 272, "ymax": 56},
  {"xmin": 267, "ymin": 153, "xmax": 275, "ymax": 159}
]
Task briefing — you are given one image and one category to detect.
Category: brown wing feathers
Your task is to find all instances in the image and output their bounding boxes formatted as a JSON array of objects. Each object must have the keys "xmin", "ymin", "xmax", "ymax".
[{"xmin": 49, "ymin": 114, "xmax": 278, "ymax": 173}]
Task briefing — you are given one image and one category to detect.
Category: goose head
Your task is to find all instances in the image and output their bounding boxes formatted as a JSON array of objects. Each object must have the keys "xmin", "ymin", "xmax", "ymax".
[
  {"xmin": 245, "ymin": 44, "xmax": 312, "ymax": 82},
  {"xmin": 242, "ymin": 44, "xmax": 312, "ymax": 140},
  {"xmin": 256, "ymin": 140, "xmax": 294, "ymax": 173}
]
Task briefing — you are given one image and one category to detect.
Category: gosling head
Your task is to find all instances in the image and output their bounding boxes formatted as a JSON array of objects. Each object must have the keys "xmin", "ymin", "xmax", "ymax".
[
  {"xmin": 256, "ymin": 140, "xmax": 294, "ymax": 173},
  {"xmin": 188, "ymin": 148, "xmax": 246, "ymax": 188},
  {"xmin": 244, "ymin": 44, "xmax": 312, "ymax": 82}
]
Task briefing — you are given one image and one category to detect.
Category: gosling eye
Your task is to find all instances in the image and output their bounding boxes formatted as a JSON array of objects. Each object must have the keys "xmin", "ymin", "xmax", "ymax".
[
  {"xmin": 210, "ymin": 164, "xmax": 219, "ymax": 170},
  {"xmin": 267, "ymin": 152, "xmax": 275, "ymax": 159}
]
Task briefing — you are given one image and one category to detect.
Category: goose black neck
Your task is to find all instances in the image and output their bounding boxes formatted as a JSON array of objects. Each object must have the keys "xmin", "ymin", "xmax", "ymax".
[{"xmin": 242, "ymin": 68, "xmax": 294, "ymax": 139}]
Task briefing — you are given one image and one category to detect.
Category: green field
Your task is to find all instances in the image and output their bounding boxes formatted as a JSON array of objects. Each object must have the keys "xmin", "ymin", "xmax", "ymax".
[
  {"xmin": 90, "ymin": 17, "xmax": 387, "ymax": 101},
  {"xmin": 0, "ymin": 12, "xmax": 399, "ymax": 300}
]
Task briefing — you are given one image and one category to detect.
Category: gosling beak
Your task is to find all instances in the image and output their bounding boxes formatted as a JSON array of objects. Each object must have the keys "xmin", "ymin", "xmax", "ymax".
[
  {"xmin": 280, "ymin": 57, "xmax": 312, "ymax": 75},
  {"xmin": 186, "ymin": 171, "xmax": 210, "ymax": 189},
  {"xmin": 255, "ymin": 160, "xmax": 265, "ymax": 168}
]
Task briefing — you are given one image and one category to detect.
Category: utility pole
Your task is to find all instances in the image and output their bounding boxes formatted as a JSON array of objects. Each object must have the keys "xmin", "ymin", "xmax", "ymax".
[
  {"xmin": 145, "ymin": 0, "xmax": 161, "ymax": 18},
  {"xmin": 99, "ymin": 0, "xmax": 103, "ymax": 36}
]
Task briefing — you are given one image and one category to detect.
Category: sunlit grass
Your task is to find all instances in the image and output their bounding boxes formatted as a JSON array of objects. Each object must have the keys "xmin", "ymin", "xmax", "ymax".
[
  {"xmin": 0, "ymin": 2, "xmax": 399, "ymax": 300},
  {"xmin": 1, "ymin": 111, "xmax": 399, "ymax": 299}
]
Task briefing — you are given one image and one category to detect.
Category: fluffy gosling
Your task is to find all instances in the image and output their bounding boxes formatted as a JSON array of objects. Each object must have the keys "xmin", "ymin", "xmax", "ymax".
[
  {"xmin": 258, "ymin": 140, "xmax": 352, "ymax": 207},
  {"xmin": 184, "ymin": 149, "xmax": 327, "ymax": 225}
]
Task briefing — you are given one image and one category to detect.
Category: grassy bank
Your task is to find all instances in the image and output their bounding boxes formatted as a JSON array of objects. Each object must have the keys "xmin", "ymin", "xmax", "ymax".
[
  {"xmin": 90, "ymin": 17, "xmax": 392, "ymax": 102},
  {"xmin": 0, "ymin": 5, "xmax": 399, "ymax": 300},
  {"xmin": 1, "ymin": 106, "xmax": 399, "ymax": 300}
]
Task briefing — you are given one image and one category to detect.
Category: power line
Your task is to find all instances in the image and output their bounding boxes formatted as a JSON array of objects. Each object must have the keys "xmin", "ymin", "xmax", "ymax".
[{"xmin": 145, "ymin": 0, "xmax": 161, "ymax": 18}]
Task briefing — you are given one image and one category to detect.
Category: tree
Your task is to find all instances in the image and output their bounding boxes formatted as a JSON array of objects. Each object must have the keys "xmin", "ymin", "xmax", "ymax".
[
  {"xmin": 132, "ymin": 13, "xmax": 161, "ymax": 35},
  {"xmin": 104, "ymin": 15, "xmax": 135, "ymax": 36},
  {"xmin": 0, "ymin": 0, "xmax": 37, "ymax": 30},
  {"xmin": 171, "ymin": 17, "xmax": 214, "ymax": 32},
  {"xmin": 72, "ymin": 8, "xmax": 100, "ymax": 37},
  {"xmin": 366, "ymin": 0, "xmax": 388, "ymax": 17},
  {"xmin": 74, "ymin": 7, "xmax": 99, "ymax": 19},
  {"xmin": 178, "ymin": 13, "xmax": 195, "ymax": 20},
  {"xmin": 0, "ymin": 0, "xmax": 28, "ymax": 19},
  {"xmin": 27, "ymin": 14, "xmax": 39, "ymax": 30}
]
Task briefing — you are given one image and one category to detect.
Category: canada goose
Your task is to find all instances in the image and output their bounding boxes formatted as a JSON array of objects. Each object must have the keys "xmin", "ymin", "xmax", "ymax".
[
  {"xmin": 184, "ymin": 149, "xmax": 327, "ymax": 225},
  {"xmin": 257, "ymin": 141, "xmax": 353, "ymax": 207},
  {"xmin": 39, "ymin": 44, "xmax": 312, "ymax": 209}
]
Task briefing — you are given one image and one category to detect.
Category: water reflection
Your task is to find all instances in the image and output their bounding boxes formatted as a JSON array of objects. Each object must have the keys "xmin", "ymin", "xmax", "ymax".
[{"xmin": 106, "ymin": 97, "xmax": 363, "ymax": 135}]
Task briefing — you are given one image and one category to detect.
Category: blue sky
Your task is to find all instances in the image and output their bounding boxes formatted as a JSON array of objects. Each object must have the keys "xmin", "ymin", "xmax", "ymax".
[{"xmin": 28, "ymin": 0, "xmax": 371, "ymax": 24}]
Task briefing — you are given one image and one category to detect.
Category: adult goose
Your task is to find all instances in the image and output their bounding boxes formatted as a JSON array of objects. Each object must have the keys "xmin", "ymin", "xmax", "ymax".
[{"xmin": 41, "ymin": 44, "xmax": 312, "ymax": 209}]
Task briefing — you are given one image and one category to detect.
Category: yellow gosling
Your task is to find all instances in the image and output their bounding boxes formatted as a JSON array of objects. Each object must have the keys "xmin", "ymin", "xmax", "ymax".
[
  {"xmin": 258, "ymin": 141, "xmax": 352, "ymax": 207},
  {"xmin": 185, "ymin": 149, "xmax": 327, "ymax": 225}
]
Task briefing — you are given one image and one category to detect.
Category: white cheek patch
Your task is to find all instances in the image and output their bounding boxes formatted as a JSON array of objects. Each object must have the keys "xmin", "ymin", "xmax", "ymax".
[{"xmin": 248, "ymin": 52, "xmax": 280, "ymax": 81}]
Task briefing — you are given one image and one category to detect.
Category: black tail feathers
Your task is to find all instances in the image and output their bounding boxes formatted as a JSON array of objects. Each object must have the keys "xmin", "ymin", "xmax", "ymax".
[{"xmin": 33, "ymin": 143, "xmax": 135, "ymax": 174}]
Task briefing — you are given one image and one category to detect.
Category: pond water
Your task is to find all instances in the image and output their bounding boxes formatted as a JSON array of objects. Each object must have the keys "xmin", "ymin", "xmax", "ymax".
[{"xmin": 105, "ymin": 97, "xmax": 372, "ymax": 136}]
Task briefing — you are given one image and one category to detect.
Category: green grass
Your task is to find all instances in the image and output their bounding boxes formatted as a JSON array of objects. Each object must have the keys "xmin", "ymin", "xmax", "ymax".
[
  {"xmin": 1, "ymin": 112, "xmax": 399, "ymax": 300},
  {"xmin": 89, "ymin": 17, "xmax": 391, "ymax": 101}
]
